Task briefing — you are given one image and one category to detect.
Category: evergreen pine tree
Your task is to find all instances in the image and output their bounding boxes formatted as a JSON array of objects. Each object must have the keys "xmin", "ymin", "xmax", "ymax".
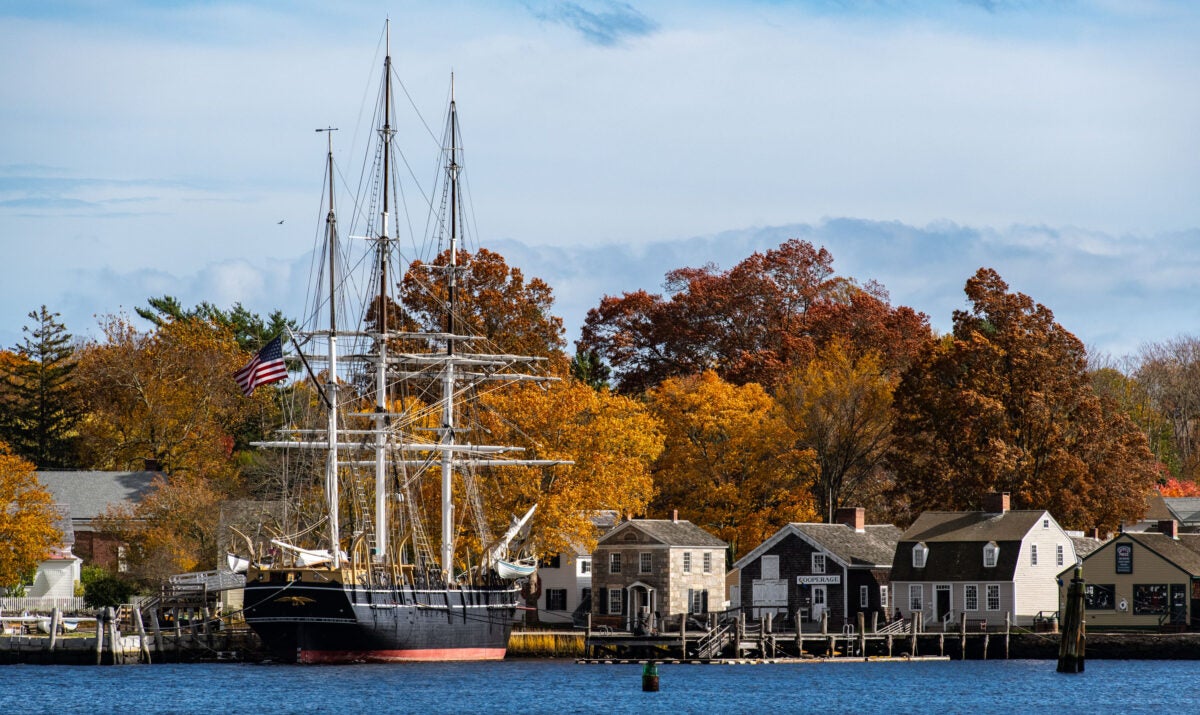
[{"xmin": 0, "ymin": 307, "xmax": 82, "ymax": 468}]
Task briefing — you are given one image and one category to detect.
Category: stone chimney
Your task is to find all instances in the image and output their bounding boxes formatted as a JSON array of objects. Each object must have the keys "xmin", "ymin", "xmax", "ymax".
[
  {"xmin": 834, "ymin": 507, "xmax": 866, "ymax": 532},
  {"xmin": 1159, "ymin": 519, "xmax": 1179, "ymax": 539},
  {"xmin": 983, "ymin": 492, "xmax": 1010, "ymax": 514}
]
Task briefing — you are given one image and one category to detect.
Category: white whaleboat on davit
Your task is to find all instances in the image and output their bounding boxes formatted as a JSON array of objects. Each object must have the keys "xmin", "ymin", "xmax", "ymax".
[{"xmin": 234, "ymin": 23, "xmax": 566, "ymax": 663}]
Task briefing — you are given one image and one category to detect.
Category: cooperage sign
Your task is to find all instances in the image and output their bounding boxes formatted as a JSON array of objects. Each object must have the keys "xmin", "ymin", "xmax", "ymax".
[{"xmin": 796, "ymin": 575, "xmax": 841, "ymax": 585}]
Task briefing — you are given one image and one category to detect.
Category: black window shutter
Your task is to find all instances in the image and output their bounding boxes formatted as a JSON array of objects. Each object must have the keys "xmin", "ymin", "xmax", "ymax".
[
  {"xmin": 701, "ymin": 590, "xmax": 709, "ymax": 614},
  {"xmin": 687, "ymin": 588, "xmax": 694, "ymax": 614},
  {"xmin": 600, "ymin": 587, "xmax": 609, "ymax": 615}
]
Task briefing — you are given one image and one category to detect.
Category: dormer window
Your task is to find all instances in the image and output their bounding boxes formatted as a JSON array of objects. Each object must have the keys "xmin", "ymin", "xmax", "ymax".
[
  {"xmin": 912, "ymin": 543, "xmax": 928, "ymax": 568},
  {"xmin": 983, "ymin": 542, "xmax": 999, "ymax": 568}
]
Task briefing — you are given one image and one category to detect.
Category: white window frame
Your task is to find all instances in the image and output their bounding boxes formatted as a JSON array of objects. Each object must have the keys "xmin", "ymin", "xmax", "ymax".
[
  {"xmin": 964, "ymin": 584, "xmax": 978, "ymax": 611},
  {"xmin": 690, "ymin": 589, "xmax": 705, "ymax": 614},
  {"xmin": 880, "ymin": 585, "xmax": 889, "ymax": 613},
  {"xmin": 579, "ymin": 558, "xmax": 591, "ymax": 575},
  {"xmin": 639, "ymin": 552, "xmax": 653, "ymax": 574},
  {"xmin": 608, "ymin": 588, "xmax": 623, "ymax": 614},
  {"xmin": 812, "ymin": 553, "xmax": 826, "ymax": 574},
  {"xmin": 909, "ymin": 584, "xmax": 923, "ymax": 612},
  {"xmin": 986, "ymin": 584, "xmax": 1001, "ymax": 611},
  {"xmin": 1030, "ymin": 544, "xmax": 1038, "ymax": 566},
  {"xmin": 860, "ymin": 585, "xmax": 870, "ymax": 608},
  {"xmin": 1056, "ymin": 544, "xmax": 1064, "ymax": 567},
  {"xmin": 682, "ymin": 552, "xmax": 692, "ymax": 573},
  {"xmin": 983, "ymin": 543, "xmax": 998, "ymax": 568},
  {"xmin": 609, "ymin": 552, "xmax": 621, "ymax": 574},
  {"xmin": 913, "ymin": 543, "xmax": 928, "ymax": 568},
  {"xmin": 703, "ymin": 552, "xmax": 712, "ymax": 574}
]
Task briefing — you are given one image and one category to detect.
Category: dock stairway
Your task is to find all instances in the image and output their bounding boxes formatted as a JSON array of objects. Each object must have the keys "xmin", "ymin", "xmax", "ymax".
[{"xmin": 695, "ymin": 622, "xmax": 735, "ymax": 659}]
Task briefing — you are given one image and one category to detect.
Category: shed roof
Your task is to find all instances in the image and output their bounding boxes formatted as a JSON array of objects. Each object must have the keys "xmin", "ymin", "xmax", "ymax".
[
  {"xmin": 1083, "ymin": 532, "xmax": 1200, "ymax": 577},
  {"xmin": 36, "ymin": 471, "xmax": 158, "ymax": 521}
]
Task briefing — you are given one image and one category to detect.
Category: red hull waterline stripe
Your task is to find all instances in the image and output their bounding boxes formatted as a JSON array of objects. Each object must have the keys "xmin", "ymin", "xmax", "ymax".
[{"xmin": 300, "ymin": 648, "xmax": 507, "ymax": 664}]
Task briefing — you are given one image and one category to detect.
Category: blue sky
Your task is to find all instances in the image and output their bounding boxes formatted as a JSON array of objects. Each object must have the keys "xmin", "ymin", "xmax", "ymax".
[{"xmin": 1, "ymin": 1, "xmax": 1197, "ymax": 360}]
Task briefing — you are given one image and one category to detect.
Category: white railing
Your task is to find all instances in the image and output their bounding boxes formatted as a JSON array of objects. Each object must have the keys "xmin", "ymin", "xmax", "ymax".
[{"xmin": 0, "ymin": 597, "xmax": 86, "ymax": 613}]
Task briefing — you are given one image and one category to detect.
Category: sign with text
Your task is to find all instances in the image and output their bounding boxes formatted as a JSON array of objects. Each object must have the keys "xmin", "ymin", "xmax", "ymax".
[
  {"xmin": 1115, "ymin": 543, "xmax": 1133, "ymax": 574},
  {"xmin": 797, "ymin": 574, "xmax": 841, "ymax": 585}
]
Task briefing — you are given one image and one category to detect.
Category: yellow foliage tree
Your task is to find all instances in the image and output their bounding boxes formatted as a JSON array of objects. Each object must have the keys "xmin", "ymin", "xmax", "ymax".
[
  {"xmin": 648, "ymin": 370, "xmax": 818, "ymax": 558},
  {"xmin": 0, "ymin": 445, "xmax": 60, "ymax": 588},
  {"xmin": 775, "ymin": 338, "xmax": 899, "ymax": 522},
  {"xmin": 475, "ymin": 379, "xmax": 663, "ymax": 558}
]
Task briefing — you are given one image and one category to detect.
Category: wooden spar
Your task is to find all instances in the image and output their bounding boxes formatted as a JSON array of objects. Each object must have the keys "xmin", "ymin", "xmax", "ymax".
[{"xmin": 1057, "ymin": 565, "xmax": 1086, "ymax": 673}]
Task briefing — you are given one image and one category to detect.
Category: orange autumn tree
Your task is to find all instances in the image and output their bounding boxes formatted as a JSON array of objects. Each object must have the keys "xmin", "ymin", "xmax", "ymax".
[
  {"xmin": 474, "ymin": 379, "xmax": 663, "ymax": 559},
  {"xmin": 78, "ymin": 315, "xmax": 258, "ymax": 577},
  {"xmin": 0, "ymin": 444, "xmax": 60, "ymax": 589},
  {"xmin": 648, "ymin": 371, "xmax": 818, "ymax": 558},
  {"xmin": 400, "ymin": 247, "xmax": 567, "ymax": 367}
]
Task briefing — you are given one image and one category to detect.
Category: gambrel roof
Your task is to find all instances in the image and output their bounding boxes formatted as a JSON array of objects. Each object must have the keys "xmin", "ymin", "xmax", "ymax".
[
  {"xmin": 598, "ymin": 519, "xmax": 726, "ymax": 548},
  {"xmin": 890, "ymin": 510, "xmax": 1052, "ymax": 582},
  {"xmin": 733, "ymin": 522, "xmax": 901, "ymax": 571}
]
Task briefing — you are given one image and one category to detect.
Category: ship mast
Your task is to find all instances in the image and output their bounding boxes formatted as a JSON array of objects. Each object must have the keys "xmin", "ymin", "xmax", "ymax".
[
  {"xmin": 317, "ymin": 126, "xmax": 341, "ymax": 568},
  {"xmin": 374, "ymin": 21, "xmax": 394, "ymax": 562},
  {"xmin": 439, "ymin": 74, "xmax": 460, "ymax": 583}
]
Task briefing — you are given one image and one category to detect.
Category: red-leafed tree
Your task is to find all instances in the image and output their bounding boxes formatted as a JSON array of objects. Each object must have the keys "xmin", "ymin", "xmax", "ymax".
[{"xmin": 578, "ymin": 239, "xmax": 928, "ymax": 393}]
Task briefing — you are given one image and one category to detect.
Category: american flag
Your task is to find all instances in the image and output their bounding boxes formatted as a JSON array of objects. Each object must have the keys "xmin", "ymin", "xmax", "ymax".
[{"xmin": 234, "ymin": 336, "xmax": 288, "ymax": 396}]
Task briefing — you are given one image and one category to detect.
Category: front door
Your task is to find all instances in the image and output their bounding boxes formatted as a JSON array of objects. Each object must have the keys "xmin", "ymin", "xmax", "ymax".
[
  {"xmin": 811, "ymin": 585, "xmax": 827, "ymax": 622},
  {"xmin": 1170, "ymin": 583, "xmax": 1187, "ymax": 626},
  {"xmin": 936, "ymin": 585, "xmax": 951, "ymax": 622}
]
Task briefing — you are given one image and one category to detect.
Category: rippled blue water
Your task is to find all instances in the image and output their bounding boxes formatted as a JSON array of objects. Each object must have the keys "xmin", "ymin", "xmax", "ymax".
[{"xmin": 1, "ymin": 659, "xmax": 1194, "ymax": 714}]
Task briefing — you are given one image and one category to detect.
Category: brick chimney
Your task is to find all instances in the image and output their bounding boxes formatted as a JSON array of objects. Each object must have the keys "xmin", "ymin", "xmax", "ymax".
[
  {"xmin": 834, "ymin": 507, "xmax": 866, "ymax": 532},
  {"xmin": 983, "ymin": 492, "xmax": 1010, "ymax": 514},
  {"xmin": 672, "ymin": 509, "xmax": 678, "ymax": 524},
  {"xmin": 1159, "ymin": 519, "xmax": 1179, "ymax": 539}
]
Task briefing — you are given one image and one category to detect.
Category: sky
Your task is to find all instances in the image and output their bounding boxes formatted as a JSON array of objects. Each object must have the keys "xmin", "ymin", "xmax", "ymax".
[{"xmin": 2, "ymin": 0, "xmax": 1198, "ymax": 362}]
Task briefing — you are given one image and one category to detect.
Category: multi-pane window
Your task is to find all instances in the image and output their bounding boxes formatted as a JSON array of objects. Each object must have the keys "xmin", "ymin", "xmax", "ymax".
[
  {"xmin": 546, "ymin": 588, "xmax": 567, "ymax": 611},
  {"xmin": 609, "ymin": 553, "xmax": 621, "ymax": 574},
  {"xmin": 608, "ymin": 588, "xmax": 623, "ymax": 614},
  {"xmin": 639, "ymin": 552, "xmax": 653, "ymax": 573},
  {"xmin": 880, "ymin": 586, "xmax": 889, "ymax": 613},
  {"xmin": 1031, "ymin": 544, "xmax": 1038, "ymax": 566},
  {"xmin": 812, "ymin": 553, "xmax": 826, "ymax": 574},
  {"xmin": 860, "ymin": 585, "xmax": 870, "ymax": 608},
  {"xmin": 909, "ymin": 584, "xmax": 923, "ymax": 612},
  {"xmin": 1056, "ymin": 545, "xmax": 1064, "ymax": 567},
  {"xmin": 983, "ymin": 543, "xmax": 999, "ymax": 568},
  {"xmin": 986, "ymin": 584, "xmax": 1001, "ymax": 611},
  {"xmin": 703, "ymin": 552, "xmax": 712, "ymax": 574},
  {"xmin": 579, "ymin": 558, "xmax": 592, "ymax": 575},
  {"xmin": 683, "ymin": 552, "xmax": 692, "ymax": 573},
  {"xmin": 689, "ymin": 589, "xmax": 707, "ymax": 614},
  {"xmin": 964, "ymin": 584, "xmax": 978, "ymax": 611},
  {"xmin": 913, "ymin": 543, "xmax": 928, "ymax": 568}
]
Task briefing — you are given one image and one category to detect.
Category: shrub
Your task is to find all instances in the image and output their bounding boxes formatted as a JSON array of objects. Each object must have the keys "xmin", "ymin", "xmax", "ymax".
[{"xmin": 84, "ymin": 575, "xmax": 135, "ymax": 608}]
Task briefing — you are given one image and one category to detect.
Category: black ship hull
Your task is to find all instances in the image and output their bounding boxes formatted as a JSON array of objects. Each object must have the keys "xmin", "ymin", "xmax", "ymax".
[{"xmin": 243, "ymin": 570, "xmax": 519, "ymax": 663}]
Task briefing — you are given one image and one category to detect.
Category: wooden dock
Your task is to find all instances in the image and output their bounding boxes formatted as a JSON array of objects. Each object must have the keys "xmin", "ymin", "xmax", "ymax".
[{"xmin": 584, "ymin": 611, "xmax": 1034, "ymax": 662}]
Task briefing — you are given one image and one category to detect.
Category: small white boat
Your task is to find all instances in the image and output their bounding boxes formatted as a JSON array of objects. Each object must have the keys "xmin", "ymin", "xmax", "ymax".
[
  {"xmin": 495, "ymin": 558, "xmax": 537, "ymax": 579},
  {"xmin": 227, "ymin": 552, "xmax": 251, "ymax": 574}
]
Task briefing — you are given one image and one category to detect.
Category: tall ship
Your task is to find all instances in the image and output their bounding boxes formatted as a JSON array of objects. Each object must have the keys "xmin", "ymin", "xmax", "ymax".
[{"xmin": 237, "ymin": 25, "xmax": 562, "ymax": 663}]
